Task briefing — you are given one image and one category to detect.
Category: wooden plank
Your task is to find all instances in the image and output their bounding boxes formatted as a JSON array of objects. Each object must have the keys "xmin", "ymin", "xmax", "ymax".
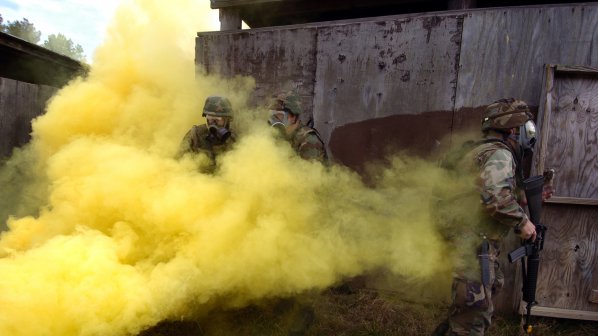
[
  {"xmin": 211, "ymin": 0, "xmax": 282, "ymax": 8},
  {"xmin": 555, "ymin": 65, "xmax": 598, "ymax": 75},
  {"xmin": 543, "ymin": 75, "xmax": 598, "ymax": 199},
  {"xmin": 0, "ymin": 77, "xmax": 18, "ymax": 158},
  {"xmin": 196, "ymin": 27, "xmax": 318, "ymax": 118},
  {"xmin": 520, "ymin": 304, "xmax": 598, "ymax": 321},
  {"xmin": 529, "ymin": 62, "xmax": 598, "ymax": 319},
  {"xmin": 454, "ymin": 5, "xmax": 598, "ymax": 117},
  {"xmin": 0, "ymin": 78, "xmax": 56, "ymax": 158},
  {"xmin": 545, "ymin": 197, "xmax": 598, "ymax": 206},
  {"xmin": 533, "ymin": 64, "xmax": 556, "ymax": 176},
  {"xmin": 313, "ymin": 15, "xmax": 462, "ymax": 145},
  {"xmin": 590, "ymin": 290, "xmax": 598, "ymax": 304},
  {"xmin": 533, "ymin": 205, "xmax": 598, "ymax": 312}
]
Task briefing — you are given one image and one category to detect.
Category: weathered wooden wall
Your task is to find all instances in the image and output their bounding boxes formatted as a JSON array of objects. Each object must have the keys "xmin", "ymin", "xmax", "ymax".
[
  {"xmin": 197, "ymin": 4, "xmax": 598, "ymax": 164},
  {"xmin": 529, "ymin": 66, "xmax": 598, "ymax": 319},
  {"xmin": 314, "ymin": 16, "xmax": 461, "ymax": 165},
  {"xmin": 0, "ymin": 78, "xmax": 56, "ymax": 159},
  {"xmin": 196, "ymin": 3, "xmax": 598, "ymax": 316},
  {"xmin": 197, "ymin": 28, "xmax": 318, "ymax": 119},
  {"xmin": 453, "ymin": 5, "xmax": 598, "ymax": 133},
  {"xmin": 540, "ymin": 204, "xmax": 598, "ymax": 312}
]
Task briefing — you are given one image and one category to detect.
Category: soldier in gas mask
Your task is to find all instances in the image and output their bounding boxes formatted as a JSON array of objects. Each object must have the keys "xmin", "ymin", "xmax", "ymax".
[
  {"xmin": 433, "ymin": 98, "xmax": 553, "ymax": 336},
  {"xmin": 178, "ymin": 96, "xmax": 236, "ymax": 172},
  {"xmin": 267, "ymin": 90, "xmax": 327, "ymax": 163}
]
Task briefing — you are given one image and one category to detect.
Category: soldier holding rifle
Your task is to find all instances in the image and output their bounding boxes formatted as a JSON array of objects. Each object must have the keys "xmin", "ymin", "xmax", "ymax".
[{"xmin": 434, "ymin": 98, "xmax": 554, "ymax": 335}]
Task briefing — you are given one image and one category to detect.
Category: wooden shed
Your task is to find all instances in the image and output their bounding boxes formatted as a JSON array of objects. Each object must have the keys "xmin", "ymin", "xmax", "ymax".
[
  {"xmin": 201, "ymin": 0, "xmax": 598, "ymax": 321},
  {"xmin": 0, "ymin": 31, "xmax": 84, "ymax": 159}
]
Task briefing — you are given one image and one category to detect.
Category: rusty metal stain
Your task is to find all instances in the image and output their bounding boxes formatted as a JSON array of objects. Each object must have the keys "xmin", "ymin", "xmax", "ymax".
[{"xmin": 328, "ymin": 110, "xmax": 455, "ymax": 173}]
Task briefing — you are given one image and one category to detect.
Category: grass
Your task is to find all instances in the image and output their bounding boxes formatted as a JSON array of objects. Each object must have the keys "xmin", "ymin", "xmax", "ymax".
[{"xmin": 140, "ymin": 288, "xmax": 598, "ymax": 336}]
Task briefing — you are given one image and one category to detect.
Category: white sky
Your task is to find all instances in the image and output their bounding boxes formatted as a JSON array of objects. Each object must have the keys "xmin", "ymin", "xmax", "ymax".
[{"xmin": 0, "ymin": 0, "xmax": 221, "ymax": 62}]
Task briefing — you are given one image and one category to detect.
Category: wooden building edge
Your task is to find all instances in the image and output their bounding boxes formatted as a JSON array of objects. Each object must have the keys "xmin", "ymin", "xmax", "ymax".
[
  {"xmin": 0, "ymin": 31, "xmax": 86, "ymax": 87},
  {"xmin": 209, "ymin": 0, "xmax": 594, "ymax": 30},
  {"xmin": 0, "ymin": 31, "xmax": 86, "ymax": 160}
]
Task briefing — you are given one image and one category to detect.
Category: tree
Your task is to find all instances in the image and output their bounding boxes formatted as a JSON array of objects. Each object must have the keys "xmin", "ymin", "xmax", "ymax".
[
  {"xmin": 3, "ymin": 18, "xmax": 41, "ymax": 44},
  {"xmin": 43, "ymin": 33, "xmax": 86, "ymax": 62}
]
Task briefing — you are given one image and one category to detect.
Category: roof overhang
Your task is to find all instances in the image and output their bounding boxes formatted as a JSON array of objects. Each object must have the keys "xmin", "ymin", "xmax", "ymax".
[
  {"xmin": 0, "ymin": 32, "xmax": 85, "ymax": 87},
  {"xmin": 210, "ymin": 0, "xmax": 445, "ymax": 28}
]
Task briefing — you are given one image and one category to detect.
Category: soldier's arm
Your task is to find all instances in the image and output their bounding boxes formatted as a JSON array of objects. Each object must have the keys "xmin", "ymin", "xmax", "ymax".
[
  {"xmin": 478, "ymin": 148, "xmax": 528, "ymax": 228},
  {"xmin": 298, "ymin": 133, "xmax": 327, "ymax": 163},
  {"xmin": 177, "ymin": 125, "xmax": 212, "ymax": 158},
  {"xmin": 176, "ymin": 128, "xmax": 196, "ymax": 158}
]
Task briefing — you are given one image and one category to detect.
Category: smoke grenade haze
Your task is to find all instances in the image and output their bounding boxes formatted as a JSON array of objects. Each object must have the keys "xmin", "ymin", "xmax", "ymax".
[{"xmin": 0, "ymin": 0, "xmax": 477, "ymax": 335}]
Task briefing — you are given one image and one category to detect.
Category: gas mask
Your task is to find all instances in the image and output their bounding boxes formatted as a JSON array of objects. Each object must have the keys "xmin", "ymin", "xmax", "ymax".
[
  {"xmin": 206, "ymin": 115, "xmax": 231, "ymax": 144},
  {"xmin": 268, "ymin": 110, "xmax": 290, "ymax": 137},
  {"xmin": 518, "ymin": 120, "xmax": 537, "ymax": 151},
  {"xmin": 268, "ymin": 110, "xmax": 290, "ymax": 127},
  {"xmin": 508, "ymin": 120, "xmax": 537, "ymax": 162},
  {"xmin": 208, "ymin": 125, "xmax": 231, "ymax": 143}
]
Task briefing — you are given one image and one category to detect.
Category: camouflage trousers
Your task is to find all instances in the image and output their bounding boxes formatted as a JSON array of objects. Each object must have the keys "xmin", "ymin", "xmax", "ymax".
[{"xmin": 448, "ymin": 240, "xmax": 504, "ymax": 336}]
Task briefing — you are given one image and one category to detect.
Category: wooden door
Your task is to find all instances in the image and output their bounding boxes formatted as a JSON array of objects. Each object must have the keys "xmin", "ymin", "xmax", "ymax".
[{"xmin": 530, "ymin": 65, "xmax": 598, "ymax": 321}]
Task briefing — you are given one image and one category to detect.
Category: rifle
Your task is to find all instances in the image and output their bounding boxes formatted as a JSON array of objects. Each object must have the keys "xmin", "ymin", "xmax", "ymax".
[{"xmin": 508, "ymin": 172, "xmax": 551, "ymax": 334}]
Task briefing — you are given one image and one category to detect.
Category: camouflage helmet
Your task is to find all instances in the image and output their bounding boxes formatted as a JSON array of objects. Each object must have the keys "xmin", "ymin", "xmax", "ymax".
[
  {"xmin": 481, "ymin": 98, "xmax": 532, "ymax": 131},
  {"xmin": 268, "ymin": 91, "xmax": 303, "ymax": 115},
  {"xmin": 202, "ymin": 96, "xmax": 233, "ymax": 117}
]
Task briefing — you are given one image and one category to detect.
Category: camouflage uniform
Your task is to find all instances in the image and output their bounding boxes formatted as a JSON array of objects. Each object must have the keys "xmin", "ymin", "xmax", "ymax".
[
  {"xmin": 179, "ymin": 124, "xmax": 236, "ymax": 171},
  {"xmin": 268, "ymin": 91, "xmax": 328, "ymax": 163},
  {"xmin": 443, "ymin": 99, "xmax": 532, "ymax": 336},
  {"xmin": 178, "ymin": 96, "xmax": 236, "ymax": 173},
  {"xmin": 289, "ymin": 125, "xmax": 327, "ymax": 162}
]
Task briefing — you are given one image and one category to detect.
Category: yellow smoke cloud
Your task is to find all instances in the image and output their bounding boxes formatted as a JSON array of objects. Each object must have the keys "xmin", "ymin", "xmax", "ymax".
[{"xmin": 0, "ymin": 1, "xmax": 480, "ymax": 335}]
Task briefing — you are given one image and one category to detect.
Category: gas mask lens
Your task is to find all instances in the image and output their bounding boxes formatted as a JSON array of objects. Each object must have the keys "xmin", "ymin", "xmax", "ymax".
[
  {"xmin": 519, "ymin": 120, "xmax": 537, "ymax": 150},
  {"xmin": 268, "ymin": 110, "xmax": 287, "ymax": 127},
  {"xmin": 206, "ymin": 115, "xmax": 225, "ymax": 126},
  {"xmin": 524, "ymin": 120, "xmax": 537, "ymax": 139}
]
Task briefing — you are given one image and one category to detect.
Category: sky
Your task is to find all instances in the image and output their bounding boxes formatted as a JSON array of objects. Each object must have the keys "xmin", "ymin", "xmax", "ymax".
[{"xmin": 0, "ymin": 0, "xmax": 220, "ymax": 62}]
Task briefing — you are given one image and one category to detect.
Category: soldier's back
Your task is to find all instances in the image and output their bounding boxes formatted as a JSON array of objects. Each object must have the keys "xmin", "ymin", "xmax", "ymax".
[{"xmin": 291, "ymin": 125, "xmax": 327, "ymax": 162}]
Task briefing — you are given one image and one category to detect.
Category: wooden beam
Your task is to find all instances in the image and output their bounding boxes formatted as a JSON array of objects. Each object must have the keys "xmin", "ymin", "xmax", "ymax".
[
  {"xmin": 554, "ymin": 65, "xmax": 598, "ymax": 75},
  {"xmin": 448, "ymin": 0, "xmax": 477, "ymax": 10},
  {"xmin": 590, "ymin": 290, "xmax": 598, "ymax": 304},
  {"xmin": 211, "ymin": 0, "xmax": 283, "ymax": 9},
  {"xmin": 533, "ymin": 64, "xmax": 555, "ymax": 176},
  {"xmin": 545, "ymin": 197, "xmax": 598, "ymax": 206},
  {"xmin": 519, "ymin": 304, "xmax": 598, "ymax": 321},
  {"xmin": 219, "ymin": 8, "xmax": 242, "ymax": 31}
]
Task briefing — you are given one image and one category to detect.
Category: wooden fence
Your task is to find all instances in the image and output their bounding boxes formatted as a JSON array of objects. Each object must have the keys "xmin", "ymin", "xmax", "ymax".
[{"xmin": 0, "ymin": 77, "xmax": 56, "ymax": 159}]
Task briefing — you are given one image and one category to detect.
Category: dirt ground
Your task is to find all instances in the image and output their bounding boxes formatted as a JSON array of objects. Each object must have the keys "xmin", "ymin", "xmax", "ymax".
[{"xmin": 139, "ymin": 287, "xmax": 598, "ymax": 336}]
